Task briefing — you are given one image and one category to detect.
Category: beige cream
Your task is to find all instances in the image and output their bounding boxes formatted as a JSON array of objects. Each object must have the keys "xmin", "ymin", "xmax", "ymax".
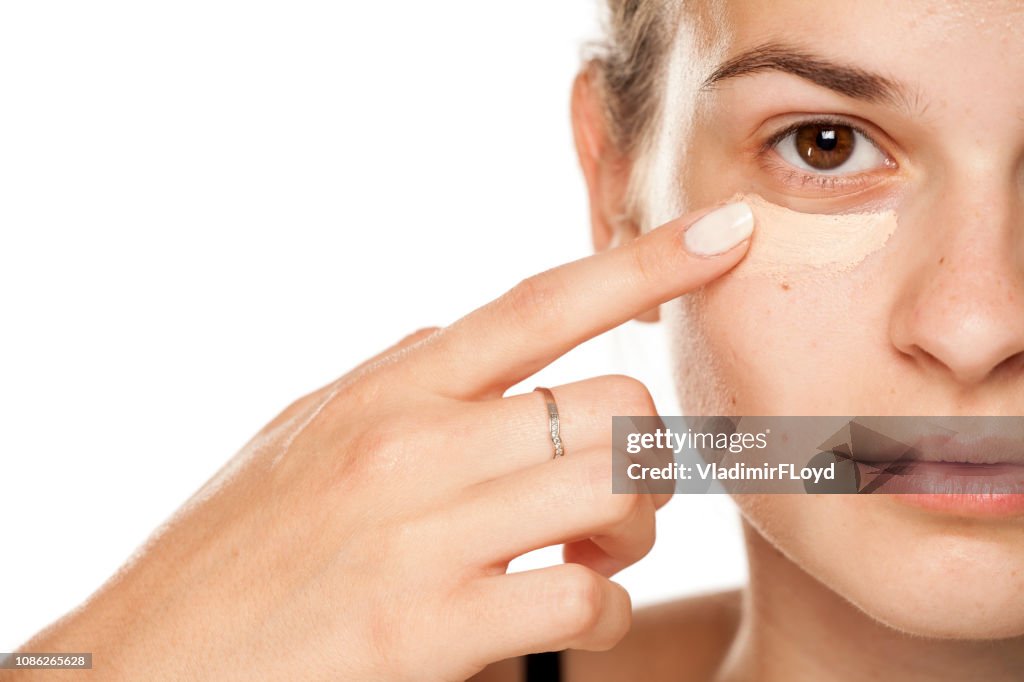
[{"xmin": 727, "ymin": 193, "xmax": 899, "ymax": 280}]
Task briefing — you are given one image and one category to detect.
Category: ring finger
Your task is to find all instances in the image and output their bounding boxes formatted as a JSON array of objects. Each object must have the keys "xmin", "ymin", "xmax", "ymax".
[{"xmin": 448, "ymin": 374, "xmax": 670, "ymax": 504}]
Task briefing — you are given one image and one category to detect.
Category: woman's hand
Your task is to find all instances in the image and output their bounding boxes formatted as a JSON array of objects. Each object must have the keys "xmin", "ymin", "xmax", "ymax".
[{"xmin": 12, "ymin": 202, "xmax": 753, "ymax": 682}]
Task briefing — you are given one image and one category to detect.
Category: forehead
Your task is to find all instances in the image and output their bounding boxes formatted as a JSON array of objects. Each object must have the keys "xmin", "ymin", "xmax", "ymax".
[
  {"xmin": 670, "ymin": 0, "xmax": 1024, "ymax": 133},
  {"xmin": 692, "ymin": 0, "xmax": 1021, "ymax": 46}
]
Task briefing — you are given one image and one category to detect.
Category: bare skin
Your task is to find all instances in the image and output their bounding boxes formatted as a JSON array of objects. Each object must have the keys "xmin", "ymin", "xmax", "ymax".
[
  {"xmin": 10, "ymin": 1, "xmax": 1024, "ymax": 680},
  {"xmin": 527, "ymin": 0, "xmax": 1024, "ymax": 680},
  {"xmin": 2, "ymin": 202, "xmax": 753, "ymax": 681},
  {"xmin": 471, "ymin": 589, "xmax": 741, "ymax": 682}
]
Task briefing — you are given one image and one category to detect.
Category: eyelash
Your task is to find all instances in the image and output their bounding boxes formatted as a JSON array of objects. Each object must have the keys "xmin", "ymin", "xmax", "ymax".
[{"xmin": 757, "ymin": 114, "xmax": 895, "ymax": 192}]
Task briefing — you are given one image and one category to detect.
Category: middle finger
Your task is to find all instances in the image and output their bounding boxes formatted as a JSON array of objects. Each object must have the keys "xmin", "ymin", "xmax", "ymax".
[{"xmin": 435, "ymin": 445, "xmax": 659, "ymax": 572}]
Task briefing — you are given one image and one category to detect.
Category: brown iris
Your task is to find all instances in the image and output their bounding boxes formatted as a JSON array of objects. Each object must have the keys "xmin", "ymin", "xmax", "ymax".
[{"xmin": 793, "ymin": 124, "xmax": 855, "ymax": 170}]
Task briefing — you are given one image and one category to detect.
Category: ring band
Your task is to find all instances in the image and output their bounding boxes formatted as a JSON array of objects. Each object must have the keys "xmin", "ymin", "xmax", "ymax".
[{"xmin": 533, "ymin": 386, "xmax": 564, "ymax": 458}]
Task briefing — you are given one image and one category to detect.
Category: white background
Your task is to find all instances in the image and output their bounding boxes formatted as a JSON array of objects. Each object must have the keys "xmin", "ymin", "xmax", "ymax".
[{"xmin": 0, "ymin": 1, "xmax": 745, "ymax": 651}]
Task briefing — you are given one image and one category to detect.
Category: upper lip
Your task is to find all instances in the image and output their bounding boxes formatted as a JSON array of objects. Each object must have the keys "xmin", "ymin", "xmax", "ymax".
[
  {"xmin": 904, "ymin": 434, "xmax": 1024, "ymax": 465},
  {"xmin": 838, "ymin": 419, "xmax": 1024, "ymax": 465}
]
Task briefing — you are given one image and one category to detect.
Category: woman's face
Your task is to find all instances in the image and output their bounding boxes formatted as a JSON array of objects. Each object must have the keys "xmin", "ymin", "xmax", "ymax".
[{"xmin": 641, "ymin": 0, "xmax": 1024, "ymax": 638}]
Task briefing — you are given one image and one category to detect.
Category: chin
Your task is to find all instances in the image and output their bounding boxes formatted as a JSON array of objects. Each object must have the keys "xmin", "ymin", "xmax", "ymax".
[
  {"xmin": 743, "ymin": 494, "xmax": 1024, "ymax": 640},
  {"xmin": 844, "ymin": 534, "xmax": 1024, "ymax": 640}
]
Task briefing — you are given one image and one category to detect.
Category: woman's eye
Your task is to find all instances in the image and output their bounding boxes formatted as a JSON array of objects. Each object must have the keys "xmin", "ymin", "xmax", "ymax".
[{"xmin": 773, "ymin": 123, "xmax": 888, "ymax": 175}]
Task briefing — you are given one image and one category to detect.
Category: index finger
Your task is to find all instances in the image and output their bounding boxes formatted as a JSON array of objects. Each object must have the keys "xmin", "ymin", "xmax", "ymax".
[{"xmin": 406, "ymin": 200, "xmax": 755, "ymax": 399}]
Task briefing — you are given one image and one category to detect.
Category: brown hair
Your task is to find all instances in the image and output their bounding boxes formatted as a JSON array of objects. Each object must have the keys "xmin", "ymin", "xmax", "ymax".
[{"xmin": 589, "ymin": 0, "xmax": 683, "ymax": 156}]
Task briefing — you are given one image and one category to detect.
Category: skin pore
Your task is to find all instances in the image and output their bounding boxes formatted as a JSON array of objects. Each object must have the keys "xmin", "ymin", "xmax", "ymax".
[{"xmin": 573, "ymin": 0, "xmax": 1024, "ymax": 680}]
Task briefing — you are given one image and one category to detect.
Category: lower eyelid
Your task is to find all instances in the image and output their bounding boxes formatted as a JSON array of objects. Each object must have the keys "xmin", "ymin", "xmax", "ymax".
[{"xmin": 757, "ymin": 154, "xmax": 888, "ymax": 192}]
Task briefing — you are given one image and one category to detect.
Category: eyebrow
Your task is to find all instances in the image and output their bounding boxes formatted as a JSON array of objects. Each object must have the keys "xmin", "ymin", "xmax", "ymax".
[{"xmin": 700, "ymin": 42, "xmax": 925, "ymax": 115}]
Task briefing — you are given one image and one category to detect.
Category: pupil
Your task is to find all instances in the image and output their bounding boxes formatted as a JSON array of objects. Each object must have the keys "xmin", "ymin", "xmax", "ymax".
[
  {"xmin": 817, "ymin": 128, "xmax": 838, "ymax": 151},
  {"xmin": 793, "ymin": 124, "xmax": 855, "ymax": 170}
]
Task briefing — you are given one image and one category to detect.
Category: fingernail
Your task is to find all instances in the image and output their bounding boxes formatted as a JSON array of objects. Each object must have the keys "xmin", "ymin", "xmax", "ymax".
[{"xmin": 682, "ymin": 201, "xmax": 754, "ymax": 256}]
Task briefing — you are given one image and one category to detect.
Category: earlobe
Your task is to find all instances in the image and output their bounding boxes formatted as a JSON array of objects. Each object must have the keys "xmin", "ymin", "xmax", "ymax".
[{"xmin": 571, "ymin": 66, "xmax": 659, "ymax": 323}]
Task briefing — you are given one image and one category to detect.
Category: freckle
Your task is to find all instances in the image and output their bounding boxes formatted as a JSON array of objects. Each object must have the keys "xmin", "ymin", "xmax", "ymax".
[
  {"xmin": 938, "ymin": 257, "xmax": 945, "ymax": 265},
  {"xmin": 730, "ymin": 396, "xmax": 737, "ymax": 406},
  {"xmin": 780, "ymin": 282, "xmax": 790, "ymax": 291}
]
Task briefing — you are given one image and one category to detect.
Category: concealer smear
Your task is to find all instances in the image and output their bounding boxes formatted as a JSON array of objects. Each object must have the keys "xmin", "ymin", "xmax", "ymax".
[{"xmin": 726, "ymin": 193, "xmax": 898, "ymax": 280}]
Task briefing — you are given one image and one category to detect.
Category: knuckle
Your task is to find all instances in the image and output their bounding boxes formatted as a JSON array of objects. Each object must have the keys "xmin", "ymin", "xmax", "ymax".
[
  {"xmin": 549, "ymin": 564, "xmax": 606, "ymax": 638},
  {"xmin": 270, "ymin": 393, "xmax": 320, "ymax": 430},
  {"xmin": 601, "ymin": 482, "xmax": 644, "ymax": 527},
  {"xmin": 632, "ymin": 511, "xmax": 658, "ymax": 559},
  {"xmin": 399, "ymin": 326, "xmax": 442, "ymax": 348},
  {"xmin": 348, "ymin": 421, "xmax": 411, "ymax": 471},
  {"xmin": 340, "ymin": 369, "xmax": 388, "ymax": 411},
  {"xmin": 630, "ymin": 233, "xmax": 671, "ymax": 285},
  {"xmin": 260, "ymin": 387, "xmax": 348, "ymax": 451},
  {"xmin": 580, "ymin": 452, "xmax": 644, "ymax": 525},
  {"xmin": 601, "ymin": 374, "xmax": 657, "ymax": 416},
  {"xmin": 582, "ymin": 452, "xmax": 616, "ymax": 497},
  {"xmin": 592, "ymin": 584, "xmax": 633, "ymax": 650},
  {"xmin": 503, "ymin": 272, "xmax": 567, "ymax": 335},
  {"xmin": 408, "ymin": 325, "xmax": 441, "ymax": 340}
]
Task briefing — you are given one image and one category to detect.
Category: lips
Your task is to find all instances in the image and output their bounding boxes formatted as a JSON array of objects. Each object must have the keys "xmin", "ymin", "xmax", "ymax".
[
  {"xmin": 907, "ymin": 433, "xmax": 1024, "ymax": 465},
  {"xmin": 850, "ymin": 457, "xmax": 1024, "ymax": 517},
  {"xmin": 848, "ymin": 431, "xmax": 1024, "ymax": 466},
  {"xmin": 821, "ymin": 420, "xmax": 1024, "ymax": 515},
  {"xmin": 674, "ymin": 415, "xmax": 1024, "ymax": 511},
  {"xmin": 857, "ymin": 460, "xmax": 1024, "ymax": 494},
  {"xmin": 889, "ymin": 490, "xmax": 1024, "ymax": 517}
]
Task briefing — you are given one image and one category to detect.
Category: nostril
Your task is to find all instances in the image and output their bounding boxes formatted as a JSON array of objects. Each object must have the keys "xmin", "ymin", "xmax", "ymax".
[
  {"xmin": 917, "ymin": 343, "xmax": 1024, "ymax": 386},
  {"xmin": 887, "ymin": 237, "xmax": 1024, "ymax": 388},
  {"xmin": 899, "ymin": 342, "xmax": 943, "ymax": 373},
  {"xmin": 992, "ymin": 350, "xmax": 1024, "ymax": 378}
]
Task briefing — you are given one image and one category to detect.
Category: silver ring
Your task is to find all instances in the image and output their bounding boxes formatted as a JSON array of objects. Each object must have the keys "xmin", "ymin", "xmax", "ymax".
[{"xmin": 533, "ymin": 386, "xmax": 564, "ymax": 458}]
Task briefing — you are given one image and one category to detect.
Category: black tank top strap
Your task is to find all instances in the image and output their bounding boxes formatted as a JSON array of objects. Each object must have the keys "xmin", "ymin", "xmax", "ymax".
[{"xmin": 523, "ymin": 650, "xmax": 562, "ymax": 682}]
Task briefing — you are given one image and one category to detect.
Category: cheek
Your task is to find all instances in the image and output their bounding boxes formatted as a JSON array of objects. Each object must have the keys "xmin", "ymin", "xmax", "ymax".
[
  {"xmin": 669, "ymin": 270, "xmax": 875, "ymax": 415},
  {"xmin": 665, "ymin": 179, "xmax": 900, "ymax": 415}
]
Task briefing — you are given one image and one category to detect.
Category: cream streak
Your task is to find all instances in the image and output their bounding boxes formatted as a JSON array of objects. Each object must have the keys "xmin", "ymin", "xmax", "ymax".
[{"xmin": 727, "ymin": 193, "xmax": 899, "ymax": 280}]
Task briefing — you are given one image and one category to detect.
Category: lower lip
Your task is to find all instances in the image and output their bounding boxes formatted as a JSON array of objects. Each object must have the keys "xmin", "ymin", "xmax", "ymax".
[
  {"xmin": 893, "ymin": 493, "xmax": 1024, "ymax": 517},
  {"xmin": 870, "ymin": 462, "xmax": 1024, "ymax": 517}
]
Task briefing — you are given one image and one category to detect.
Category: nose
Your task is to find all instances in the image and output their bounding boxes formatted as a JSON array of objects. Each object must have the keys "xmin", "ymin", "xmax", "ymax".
[{"xmin": 889, "ymin": 189, "xmax": 1024, "ymax": 387}]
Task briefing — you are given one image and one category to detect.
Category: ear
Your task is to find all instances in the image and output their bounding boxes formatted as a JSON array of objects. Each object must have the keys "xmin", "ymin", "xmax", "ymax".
[{"xmin": 571, "ymin": 65, "xmax": 659, "ymax": 322}]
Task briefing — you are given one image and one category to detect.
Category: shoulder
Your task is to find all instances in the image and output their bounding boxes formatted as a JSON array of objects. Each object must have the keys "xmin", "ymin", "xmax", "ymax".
[{"xmin": 469, "ymin": 588, "xmax": 743, "ymax": 682}]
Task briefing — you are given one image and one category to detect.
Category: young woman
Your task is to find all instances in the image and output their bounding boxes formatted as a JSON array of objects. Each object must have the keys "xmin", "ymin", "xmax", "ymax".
[{"xmin": 9, "ymin": 1, "xmax": 1024, "ymax": 680}]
